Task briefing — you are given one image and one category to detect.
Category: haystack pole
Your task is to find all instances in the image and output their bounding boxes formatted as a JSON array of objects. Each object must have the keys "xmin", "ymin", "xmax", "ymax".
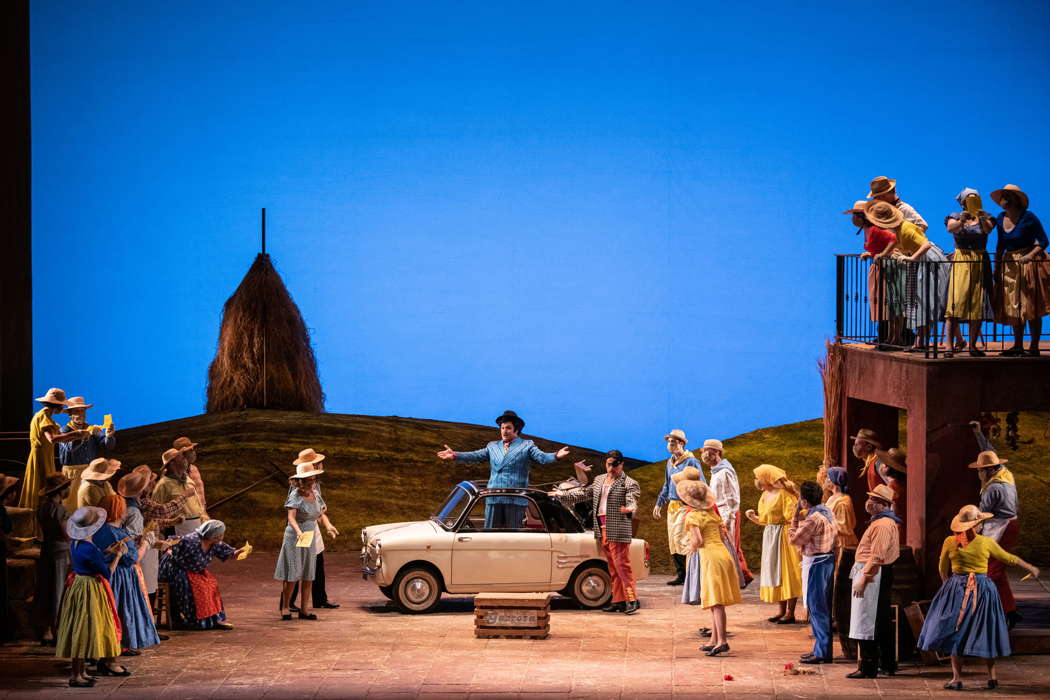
[{"xmin": 205, "ymin": 209, "xmax": 324, "ymax": 413}]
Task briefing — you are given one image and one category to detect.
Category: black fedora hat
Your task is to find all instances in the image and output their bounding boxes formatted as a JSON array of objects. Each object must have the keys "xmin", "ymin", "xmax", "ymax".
[{"xmin": 494, "ymin": 410, "xmax": 525, "ymax": 432}]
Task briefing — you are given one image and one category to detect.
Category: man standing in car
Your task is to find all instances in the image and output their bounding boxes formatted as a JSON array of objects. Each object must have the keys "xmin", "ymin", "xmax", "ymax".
[{"xmin": 437, "ymin": 410, "xmax": 570, "ymax": 529}]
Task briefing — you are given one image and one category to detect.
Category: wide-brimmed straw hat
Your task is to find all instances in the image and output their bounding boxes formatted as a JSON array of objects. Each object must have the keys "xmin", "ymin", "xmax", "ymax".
[
  {"xmin": 950, "ymin": 504, "xmax": 993, "ymax": 533},
  {"xmin": 34, "ymin": 387, "xmax": 70, "ymax": 406},
  {"xmin": 117, "ymin": 470, "xmax": 149, "ymax": 498},
  {"xmin": 66, "ymin": 506, "xmax": 107, "ymax": 540},
  {"xmin": 701, "ymin": 438, "xmax": 724, "ymax": 453},
  {"xmin": 64, "ymin": 396, "xmax": 94, "ymax": 411},
  {"xmin": 864, "ymin": 200, "xmax": 905, "ymax": 229},
  {"xmin": 173, "ymin": 436, "xmax": 199, "ymax": 452},
  {"xmin": 38, "ymin": 473, "xmax": 71, "ymax": 498},
  {"xmin": 0, "ymin": 474, "xmax": 20, "ymax": 499},
  {"xmin": 842, "ymin": 200, "xmax": 870, "ymax": 215},
  {"xmin": 990, "ymin": 184, "xmax": 1029, "ymax": 210},
  {"xmin": 671, "ymin": 466, "xmax": 703, "ymax": 484},
  {"xmin": 676, "ymin": 480, "xmax": 715, "ymax": 510},
  {"xmin": 82, "ymin": 457, "xmax": 121, "ymax": 481},
  {"xmin": 850, "ymin": 429, "xmax": 882, "ymax": 449},
  {"xmin": 968, "ymin": 450, "xmax": 1008, "ymax": 469},
  {"xmin": 292, "ymin": 448, "xmax": 325, "ymax": 466},
  {"xmin": 290, "ymin": 461, "xmax": 325, "ymax": 480},
  {"xmin": 868, "ymin": 176, "xmax": 897, "ymax": 198},
  {"xmin": 664, "ymin": 429, "xmax": 688, "ymax": 444},
  {"xmin": 161, "ymin": 448, "xmax": 184, "ymax": 466},
  {"xmin": 866, "ymin": 484, "xmax": 896, "ymax": 504},
  {"xmin": 494, "ymin": 410, "xmax": 525, "ymax": 431},
  {"xmin": 875, "ymin": 447, "xmax": 907, "ymax": 474}
]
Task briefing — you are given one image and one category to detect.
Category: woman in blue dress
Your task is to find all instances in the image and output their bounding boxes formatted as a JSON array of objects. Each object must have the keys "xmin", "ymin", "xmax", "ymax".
[
  {"xmin": 158, "ymin": 520, "xmax": 245, "ymax": 630},
  {"xmin": 275, "ymin": 455, "xmax": 329, "ymax": 620},
  {"xmin": 93, "ymin": 494, "xmax": 160, "ymax": 654}
]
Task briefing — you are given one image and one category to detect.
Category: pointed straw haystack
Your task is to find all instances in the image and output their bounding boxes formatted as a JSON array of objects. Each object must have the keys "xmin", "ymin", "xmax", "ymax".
[
  {"xmin": 206, "ymin": 254, "xmax": 324, "ymax": 413},
  {"xmin": 818, "ymin": 341, "xmax": 844, "ymax": 467}
]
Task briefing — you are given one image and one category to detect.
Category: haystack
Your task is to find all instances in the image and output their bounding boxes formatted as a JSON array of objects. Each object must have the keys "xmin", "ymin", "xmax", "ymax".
[{"xmin": 206, "ymin": 254, "xmax": 324, "ymax": 413}]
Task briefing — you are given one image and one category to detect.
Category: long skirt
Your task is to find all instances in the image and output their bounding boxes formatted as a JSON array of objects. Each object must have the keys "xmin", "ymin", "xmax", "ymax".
[
  {"xmin": 111, "ymin": 565, "xmax": 160, "ymax": 649},
  {"xmin": 31, "ymin": 548, "xmax": 69, "ymax": 638},
  {"xmin": 18, "ymin": 445, "xmax": 54, "ymax": 512},
  {"xmin": 902, "ymin": 245, "xmax": 949, "ymax": 329},
  {"xmin": 699, "ymin": 541, "xmax": 743, "ymax": 609},
  {"xmin": 868, "ymin": 260, "xmax": 906, "ymax": 322},
  {"xmin": 162, "ymin": 568, "xmax": 227, "ymax": 630},
  {"xmin": 60, "ymin": 464, "xmax": 89, "ymax": 514},
  {"xmin": 55, "ymin": 575, "xmax": 120, "ymax": 660},
  {"xmin": 140, "ymin": 547, "xmax": 159, "ymax": 595},
  {"xmin": 996, "ymin": 247, "xmax": 1050, "ymax": 323},
  {"xmin": 918, "ymin": 573, "xmax": 1011, "ymax": 658},
  {"xmin": 945, "ymin": 249, "xmax": 993, "ymax": 320},
  {"xmin": 681, "ymin": 550, "xmax": 702, "ymax": 605}
]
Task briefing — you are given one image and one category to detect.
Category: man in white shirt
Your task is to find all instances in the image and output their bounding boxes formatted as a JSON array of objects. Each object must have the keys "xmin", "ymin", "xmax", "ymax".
[{"xmin": 702, "ymin": 438, "xmax": 752, "ymax": 585}]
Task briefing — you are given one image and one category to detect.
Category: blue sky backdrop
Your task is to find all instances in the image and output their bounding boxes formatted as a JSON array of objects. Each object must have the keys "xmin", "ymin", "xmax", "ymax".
[{"xmin": 30, "ymin": 1, "xmax": 1050, "ymax": 460}]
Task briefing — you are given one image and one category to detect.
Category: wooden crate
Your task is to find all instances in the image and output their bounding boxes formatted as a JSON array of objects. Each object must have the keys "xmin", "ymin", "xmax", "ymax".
[{"xmin": 474, "ymin": 593, "xmax": 552, "ymax": 639}]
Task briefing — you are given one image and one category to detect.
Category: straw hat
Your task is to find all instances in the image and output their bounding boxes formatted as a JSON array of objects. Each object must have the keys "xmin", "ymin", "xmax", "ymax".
[
  {"xmin": 850, "ymin": 428, "xmax": 882, "ymax": 449},
  {"xmin": 66, "ymin": 506, "xmax": 107, "ymax": 540},
  {"xmin": 173, "ymin": 436, "xmax": 199, "ymax": 452},
  {"xmin": 676, "ymin": 480, "xmax": 715, "ymax": 510},
  {"xmin": 990, "ymin": 184, "xmax": 1029, "ymax": 210},
  {"xmin": 494, "ymin": 410, "xmax": 525, "ymax": 432},
  {"xmin": 701, "ymin": 438, "xmax": 724, "ymax": 453},
  {"xmin": 292, "ymin": 448, "xmax": 325, "ymax": 466},
  {"xmin": 664, "ymin": 429, "xmax": 688, "ymax": 444},
  {"xmin": 842, "ymin": 200, "xmax": 870, "ymax": 215},
  {"xmin": 875, "ymin": 447, "xmax": 907, "ymax": 474},
  {"xmin": 64, "ymin": 396, "xmax": 94, "ymax": 411},
  {"xmin": 290, "ymin": 461, "xmax": 325, "ymax": 480},
  {"xmin": 0, "ymin": 474, "xmax": 20, "ymax": 500},
  {"xmin": 868, "ymin": 176, "xmax": 897, "ymax": 198},
  {"xmin": 34, "ymin": 387, "xmax": 69, "ymax": 406},
  {"xmin": 950, "ymin": 504, "xmax": 993, "ymax": 533},
  {"xmin": 117, "ymin": 470, "xmax": 149, "ymax": 498},
  {"xmin": 161, "ymin": 448, "xmax": 184, "ymax": 466},
  {"xmin": 968, "ymin": 451, "xmax": 1008, "ymax": 469},
  {"xmin": 671, "ymin": 466, "xmax": 703, "ymax": 484},
  {"xmin": 81, "ymin": 457, "xmax": 121, "ymax": 481},
  {"xmin": 864, "ymin": 200, "xmax": 905, "ymax": 229},
  {"xmin": 866, "ymin": 483, "xmax": 896, "ymax": 504},
  {"xmin": 38, "ymin": 472, "xmax": 71, "ymax": 498}
]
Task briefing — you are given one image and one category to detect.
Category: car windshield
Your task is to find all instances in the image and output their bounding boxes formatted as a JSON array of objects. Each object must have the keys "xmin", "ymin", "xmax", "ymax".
[{"xmin": 431, "ymin": 484, "xmax": 472, "ymax": 529}]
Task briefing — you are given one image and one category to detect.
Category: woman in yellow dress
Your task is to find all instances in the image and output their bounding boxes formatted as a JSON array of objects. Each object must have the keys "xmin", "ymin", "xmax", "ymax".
[
  {"xmin": 746, "ymin": 464, "xmax": 802, "ymax": 623},
  {"xmin": 18, "ymin": 388, "xmax": 86, "ymax": 512},
  {"xmin": 678, "ymin": 479, "xmax": 741, "ymax": 657}
]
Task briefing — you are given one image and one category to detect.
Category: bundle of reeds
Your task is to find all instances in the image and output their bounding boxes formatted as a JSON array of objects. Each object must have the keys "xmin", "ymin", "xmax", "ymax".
[
  {"xmin": 818, "ymin": 340, "xmax": 844, "ymax": 466},
  {"xmin": 205, "ymin": 254, "xmax": 324, "ymax": 413}
]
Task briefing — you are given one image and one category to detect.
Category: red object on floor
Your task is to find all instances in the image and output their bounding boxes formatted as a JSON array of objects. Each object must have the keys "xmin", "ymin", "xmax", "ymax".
[{"xmin": 187, "ymin": 570, "xmax": 224, "ymax": 619}]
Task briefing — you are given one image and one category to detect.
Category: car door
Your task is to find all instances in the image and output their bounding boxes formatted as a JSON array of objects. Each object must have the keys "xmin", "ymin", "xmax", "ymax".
[{"xmin": 450, "ymin": 495, "xmax": 552, "ymax": 587}]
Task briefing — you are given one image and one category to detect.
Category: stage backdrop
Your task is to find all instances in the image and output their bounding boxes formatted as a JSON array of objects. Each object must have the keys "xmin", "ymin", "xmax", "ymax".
[{"xmin": 29, "ymin": 0, "xmax": 1050, "ymax": 459}]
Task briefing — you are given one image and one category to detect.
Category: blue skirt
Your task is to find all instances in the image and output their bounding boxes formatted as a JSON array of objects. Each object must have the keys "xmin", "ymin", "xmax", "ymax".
[
  {"xmin": 918, "ymin": 573, "xmax": 1010, "ymax": 658},
  {"xmin": 111, "ymin": 565, "xmax": 160, "ymax": 649},
  {"xmin": 681, "ymin": 551, "xmax": 701, "ymax": 605}
]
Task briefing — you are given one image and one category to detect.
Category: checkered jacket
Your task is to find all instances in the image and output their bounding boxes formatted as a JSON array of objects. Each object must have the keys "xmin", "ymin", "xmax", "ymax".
[{"xmin": 559, "ymin": 472, "xmax": 640, "ymax": 544}]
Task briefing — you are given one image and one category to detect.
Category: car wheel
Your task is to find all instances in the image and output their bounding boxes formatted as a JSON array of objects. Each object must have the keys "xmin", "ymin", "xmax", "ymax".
[
  {"xmin": 391, "ymin": 566, "xmax": 442, "ymax": 614},
  {"xmin": 569, "ymin": 563, "xmax": 611, "ymax": 609},
  {"xmin": 378, "ymin": 585, "xmax": 394, "ymax": 600}
]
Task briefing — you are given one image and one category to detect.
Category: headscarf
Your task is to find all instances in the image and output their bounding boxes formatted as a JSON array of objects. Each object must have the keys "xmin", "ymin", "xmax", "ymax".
[
  {"xmin": 956, "ymin": 187, "xmax": 982, "ymax": 214},
  {"xmin": 753, "ymin": 464, "xmax": 787, "ymax": 488},
  {"xmin": 196, "ymin": 519, "xmax": 226, "ymax": 540},
  {"xmin": 808, "ymin": 503, "xmax": 835, "ymax": 524},
  {"xmin": 826, "ymin": 466, "xmax": 848, "ymax": 494}
]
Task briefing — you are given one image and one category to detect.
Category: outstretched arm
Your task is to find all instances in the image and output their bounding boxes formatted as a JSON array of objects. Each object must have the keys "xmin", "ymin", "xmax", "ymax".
[{"xmin": 437, "ymin": 445, "xmax": 489, "ymax": 463}]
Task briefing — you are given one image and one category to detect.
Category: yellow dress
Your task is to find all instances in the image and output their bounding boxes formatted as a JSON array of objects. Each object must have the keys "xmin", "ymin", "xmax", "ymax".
[
  {"xmin": 686, "ymin": 509, "xmax": 742, "ymax": 609},
  {"xmin": 757, "ymin": 489, "xmax": 803, "ymax": 603},
  {"xmin": 18, "ymin": 408, "xmax": 58, "ymax": 510},
  {"xmin": 828, "ymin": 493, "xmax": 858, "ymax": 548}
]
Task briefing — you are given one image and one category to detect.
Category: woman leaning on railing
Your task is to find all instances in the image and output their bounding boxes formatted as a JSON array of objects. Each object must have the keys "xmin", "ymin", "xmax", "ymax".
[{"xmin": 943, "ymin": 188, "xmax": 995, "ymax": 357}]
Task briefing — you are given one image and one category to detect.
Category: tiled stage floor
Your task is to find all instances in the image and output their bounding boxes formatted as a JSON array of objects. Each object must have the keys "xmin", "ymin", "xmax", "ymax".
[{"xmin": 2, "ymin": 552, "xmax": 1048, "ymax": 699}]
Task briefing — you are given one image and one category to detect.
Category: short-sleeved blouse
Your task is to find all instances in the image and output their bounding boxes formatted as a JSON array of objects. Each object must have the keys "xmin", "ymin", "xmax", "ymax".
[
  {"xmin": 284, "ymin": 489, "xmax": 324, "ymax": 528},
  {"xmin": 864, "ymin": 226, "xmax": 897, "ymax": 256},
  {"xmin": 947, "ymin": 213, "xmax": 993, "ymax": 251},
  {"xmin": 757, "ymin": 489, "xmax": 796, "ymax": 526},
  {"xmin": 896, "ymin": 221, "xmax": 928, "ymax": 256}
]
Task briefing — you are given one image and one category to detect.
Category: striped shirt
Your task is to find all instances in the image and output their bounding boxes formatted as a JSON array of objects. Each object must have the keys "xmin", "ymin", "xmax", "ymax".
[{"xmin": 789, "ymin": 510, "xmax": 837, "ymax": 557}]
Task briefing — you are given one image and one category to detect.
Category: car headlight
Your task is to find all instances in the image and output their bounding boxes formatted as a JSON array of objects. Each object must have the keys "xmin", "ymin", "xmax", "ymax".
[{"xmin": 361, "ymin": 528, "xmax": 368, "ymax": 546}]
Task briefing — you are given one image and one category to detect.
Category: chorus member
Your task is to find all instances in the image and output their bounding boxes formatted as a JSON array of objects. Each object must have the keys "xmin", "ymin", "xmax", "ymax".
[
  {"xmin": 32, "ymin": 474, "xmax": 72, "ymax": 645},
  {"xmin": 703, "ymin": 438, "xmax": 752, "ymax": 585},
  {"xmin": 158, "ymin": 520, "xmax": 245, "ymax": 630},
  {"xmin": 117, "ymin": 470, "xmax": 163, "ymax": 619},
  {"xmin": 825, "ymin": 467, "xmax": 858, "ymax": 548},
  {"xmin": 58, "ymin": 396, "xmax": 116, "ymax": 513},
  {"xmin": 438, "ymin": 410, "xmax": 569, "ymax": 529},
  {"xmin": 991, "ymin": 184, "xmax": 1050, "ymax": 356},
  {"xmin": 55, "ymin": 506, "xmax": 126, "ymax": 686},
  {"xmin": 18, "ymin": 388, "xmax": 82, "ymax": 512},
  {"xmin": 284, "ymin": 451, "xmax": 341, "ymax": 612},
  {"xmin": 153, "ymin": 449, "xmax": 204, "ymax": 536},
  {"xmin": 94, "ymin": 495, "xmax": 160, "ymax": 655},
  {"xmin": 847, "ymin": 200, "xmax": 905, "ymax": 347},
  {"xmin": 918, "ymin": 505, "xmax": 1039, "ymax": 690},
  {"xmin": 789, "ymin": 482, "xmax": 837, "ymax": 664},
  {"xmin": 851, "ymin": 429, "xmax": 884, "ymax": 494},
  {"xmin": 679, "ymin": 479, "xmax": 741, "ymax": 657},
  {"xmin": 943, "ymin": 189, "xmax": 995, "ymax": 356},
  {"xmin": 745, "ymin": 464, "xmax": 802, "ymax": 623},
  {"xmin": 76, "ymin": 457, "xmax": 120, "ymax": 509},
  {"xmin": 552, "ymin": 450, "xmax": 641, "ymax": 614},
  {"xmin": 868, "ymin": 175, "xmax": 928, "ymax": 231},
  {"xmin": 673, "ymin": 467, "xmax": 704, "ymax": 607},
  {"xmin": 653, "ymin": 429, "xmax": 705, "ymax": 586},
  {"xmin": 969, "ymin": 447, "xmax": 1022, "ymax": 628},
  {"xmin": 276, "ymin": 453, "xmax": 335, "ymax": 620},
  {"xmin": 172, "ymin": 437, "xmax": 206, "ymax": 515},
  {"xmin": 873, "ymin": 447, "xmax": 907, "ymax": 510},
  {"xmin": 847, "ymin": 484, "xmax": 900, "ymax": 679},
  {"xmin": 865, "ymin": 200, "xmax": 949, "ymax": 351}
]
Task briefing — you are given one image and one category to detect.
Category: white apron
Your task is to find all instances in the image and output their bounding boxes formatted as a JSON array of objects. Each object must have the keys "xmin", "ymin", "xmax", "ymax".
[
  {"xmin": 801, "ymin": 555, "xmax": 813, "ymax": 609},
  {"xmin": 760, "ymin": 524, "xmax": 783, "ymax": 588},
  {"xmin": 848, "ymin": 561, "xmax": 882, "ymax": 640}
]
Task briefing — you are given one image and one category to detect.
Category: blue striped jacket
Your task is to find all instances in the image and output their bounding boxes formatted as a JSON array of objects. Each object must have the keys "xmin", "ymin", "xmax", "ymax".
[{"xmin": 454, "ymin": 438, "xmax": 557, "ymax": 505}]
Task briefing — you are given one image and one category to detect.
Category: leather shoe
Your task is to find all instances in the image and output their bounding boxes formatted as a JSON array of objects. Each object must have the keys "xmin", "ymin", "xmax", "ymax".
[
  {"xmin": 705, "ymin": 643, "xmax": 729, "ymax": 657},
  {"xmin": 623, "ymin": 600, "xmax": 640, "ymax": 615},
  {"xmin": 800, "ymin": 653, "xmax": 814, "ymax": 659},
  {"xmin": 801, "ymin": 657, "xmax": 832, "ymax": 664},
  {"xmin": 314, "ymin": 601, "xmax": 340, "ymax": 609},
  {"xmin": 700, "ymin": 644, "xmax": 715, "ymax": 652},
  {"xmin": 601, "ymin": 602, "xmax": 625, "ymax": 613},
  {"xmin": 944, "ymin": 680, "xmax": 963, "ymax": 690},
  {"xmin": 698, "ymin": 627, "xmax": 712, "ymax": 638},
  {"xmin": 846, "ymin": 669, "xmax": 877, "ymax": 679}
]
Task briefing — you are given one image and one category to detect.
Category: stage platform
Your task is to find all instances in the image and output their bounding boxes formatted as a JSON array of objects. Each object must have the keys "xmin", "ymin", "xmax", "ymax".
[{"xmin": 1, "ymin": 552, "xmax": 1048, "ymax": 699}]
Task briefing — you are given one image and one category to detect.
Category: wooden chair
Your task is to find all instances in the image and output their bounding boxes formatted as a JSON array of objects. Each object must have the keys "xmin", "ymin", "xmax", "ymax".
[{"xmin": 154, "ymin": 582, "xmax": 173, "ymax": 630}]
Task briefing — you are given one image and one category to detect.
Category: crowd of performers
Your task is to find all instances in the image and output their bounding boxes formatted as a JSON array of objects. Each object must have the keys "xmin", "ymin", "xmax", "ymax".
[{"xmin": 847, "ymin": 178, "xmax": 1049, "ymax": 356}]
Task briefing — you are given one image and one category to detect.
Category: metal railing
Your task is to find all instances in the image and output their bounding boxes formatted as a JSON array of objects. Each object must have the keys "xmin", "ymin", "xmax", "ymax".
[{"xmin": 835, "ymin": 254, "xmax": 1047, "ymax": 358}]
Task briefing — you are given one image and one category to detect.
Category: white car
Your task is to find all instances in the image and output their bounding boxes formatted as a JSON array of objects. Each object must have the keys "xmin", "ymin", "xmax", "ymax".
[{"xmin": 361, "ymin": 480, "xmax": 650, "ymax": 613}]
